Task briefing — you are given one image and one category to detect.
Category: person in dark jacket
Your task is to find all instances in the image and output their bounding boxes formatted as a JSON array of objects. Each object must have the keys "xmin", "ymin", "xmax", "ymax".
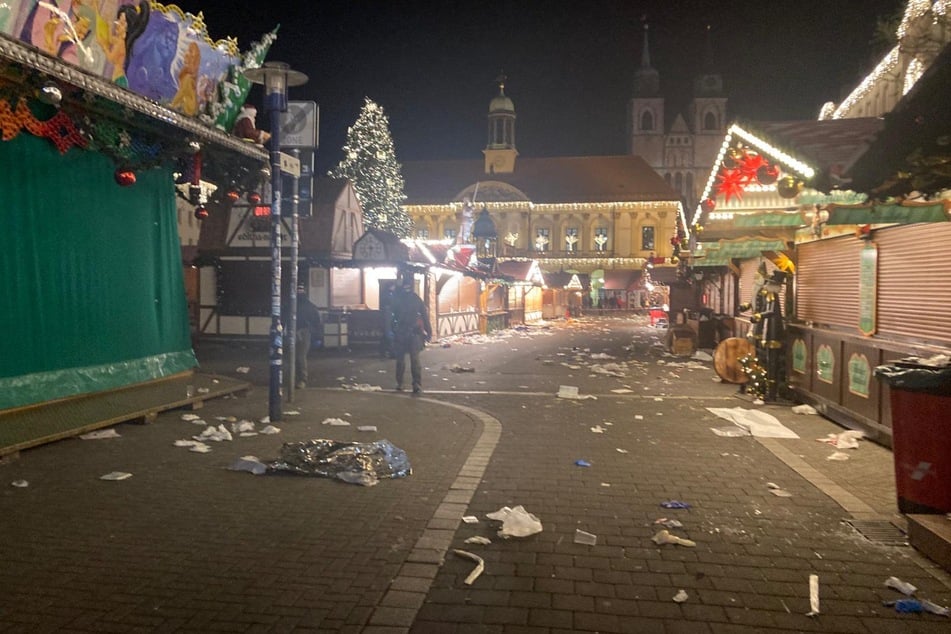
[{"xmin": 390, "ymin": 276, "xmax": 432, "ymax": 394}]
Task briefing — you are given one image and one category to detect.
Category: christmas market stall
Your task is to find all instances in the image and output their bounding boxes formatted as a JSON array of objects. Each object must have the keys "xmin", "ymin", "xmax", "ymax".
[
  {"xmin": 0, "ymin": 2, "xmax": 274, "ymax": 412},
  {"xmin": 495, "ymin": 260, "xmax": 545, "ymax": 325},
  {"xmin": 686, "ymin": 11, "xmax": 951, "ymax": 437},
  {"xmin": 195, "ymin": 176, "xmax": 364, "ymax": 348}
]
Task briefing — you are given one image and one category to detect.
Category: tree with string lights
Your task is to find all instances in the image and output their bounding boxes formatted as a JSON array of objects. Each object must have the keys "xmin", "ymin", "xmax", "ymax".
[{"xmin": 330, "ymin": 98, "xmax": 411, "ymax": 237}]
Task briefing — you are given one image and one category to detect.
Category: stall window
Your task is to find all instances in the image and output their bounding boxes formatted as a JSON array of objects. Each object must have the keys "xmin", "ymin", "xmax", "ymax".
[
  {"xmin": 594, "ymin": 227, "xmax": 608, "ymax": 252},
  {"xmin": 641, "ymin": 226, "xmax": 655, "ymax": 251}
]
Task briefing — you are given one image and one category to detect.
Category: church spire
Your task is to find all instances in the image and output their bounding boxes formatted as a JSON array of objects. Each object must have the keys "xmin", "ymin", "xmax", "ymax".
[{"xmin": 633, "ymin": 19, "xmax": 659, "ymax": 97}]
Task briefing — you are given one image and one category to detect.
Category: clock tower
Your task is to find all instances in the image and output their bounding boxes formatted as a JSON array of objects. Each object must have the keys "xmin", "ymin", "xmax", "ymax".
[{"xmin": 483, "ymin": 73, "xmax": 518, "ymax": 174}]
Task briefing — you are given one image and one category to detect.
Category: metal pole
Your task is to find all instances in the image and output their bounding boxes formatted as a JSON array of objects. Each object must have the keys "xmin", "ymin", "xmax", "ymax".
[
  {"xmin": 287, "ymin": 148, "xmax": 300, "ymax": 403},
  {"xmin": 266, "ymin": 89, "xmax": 284, "ymax": 423}
]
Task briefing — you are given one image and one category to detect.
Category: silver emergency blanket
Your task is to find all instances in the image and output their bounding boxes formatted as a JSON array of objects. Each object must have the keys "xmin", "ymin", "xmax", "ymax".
[{"xmin": 267, "ymin": 439, "xmax": 411, "ymax": 486}]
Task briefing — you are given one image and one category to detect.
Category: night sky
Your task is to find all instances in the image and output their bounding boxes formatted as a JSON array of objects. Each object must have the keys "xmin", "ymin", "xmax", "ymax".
[{"xmin": 174, "ymin": 0, "xmax": 906, "ymax": 173}]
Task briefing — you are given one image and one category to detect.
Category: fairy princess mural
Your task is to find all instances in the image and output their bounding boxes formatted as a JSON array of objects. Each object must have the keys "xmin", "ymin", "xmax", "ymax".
[{"xmin": 5, "ymin": 1, "xmax": 258, "ymax": 122}]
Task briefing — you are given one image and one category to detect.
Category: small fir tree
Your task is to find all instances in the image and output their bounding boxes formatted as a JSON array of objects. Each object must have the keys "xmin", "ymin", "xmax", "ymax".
[{"xmin": 330, "ymin": 98, "xmax": 411, "ymax": 237}]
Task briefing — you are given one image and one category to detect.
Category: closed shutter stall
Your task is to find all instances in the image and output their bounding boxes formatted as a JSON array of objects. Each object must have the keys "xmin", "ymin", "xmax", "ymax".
[
  {"xmin": 876, "ymin": 223, "xmax": 951, "ymax": 345},
  {"xmin": 796, "ymin": 237, "xmax": 861, "ymax": 329}
]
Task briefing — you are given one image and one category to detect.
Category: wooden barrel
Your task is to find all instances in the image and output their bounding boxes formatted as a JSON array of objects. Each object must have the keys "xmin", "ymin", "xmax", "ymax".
[{"xmin": 714, "ymin": 337, "xmax": 756, "ymax": 383}]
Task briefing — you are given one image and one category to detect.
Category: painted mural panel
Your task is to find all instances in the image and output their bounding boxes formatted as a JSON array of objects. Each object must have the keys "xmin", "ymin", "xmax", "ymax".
[{"xmin": 1, "ymin": 1, "xmax": 272, "ymax": 126}]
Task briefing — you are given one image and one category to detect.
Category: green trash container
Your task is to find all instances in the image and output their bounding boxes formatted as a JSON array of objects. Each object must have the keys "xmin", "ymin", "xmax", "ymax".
[{"xmin": 875, "ymin": 358, "xmax": 951, "ymax": 514}]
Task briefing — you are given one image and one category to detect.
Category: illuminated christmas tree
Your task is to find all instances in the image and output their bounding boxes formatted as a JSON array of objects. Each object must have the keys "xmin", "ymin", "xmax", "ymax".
[{"xmin": 330, "ymin": 98, "xmax": 411, "ymax": 237}]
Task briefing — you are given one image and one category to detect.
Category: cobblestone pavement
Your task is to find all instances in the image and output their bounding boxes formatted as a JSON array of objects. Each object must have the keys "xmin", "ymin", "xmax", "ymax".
[{"xmin": 1, "ymin": 316, "xmax": 949, "ymax": 633}]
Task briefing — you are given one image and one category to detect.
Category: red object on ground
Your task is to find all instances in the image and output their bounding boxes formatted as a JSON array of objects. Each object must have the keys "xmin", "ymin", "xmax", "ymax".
[
  {"xmin": 649, "ymin": 309, "xmax": 667, "ymax": 325},
  {"xmin": 889, "ymin": 388, "xmax": 951, "ymax": 514}
]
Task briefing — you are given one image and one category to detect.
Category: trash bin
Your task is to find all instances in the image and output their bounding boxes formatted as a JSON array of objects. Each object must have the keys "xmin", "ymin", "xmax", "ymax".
[{"xmin": 875, "ymin": 357, "xmax": 951, "ymax": 514}]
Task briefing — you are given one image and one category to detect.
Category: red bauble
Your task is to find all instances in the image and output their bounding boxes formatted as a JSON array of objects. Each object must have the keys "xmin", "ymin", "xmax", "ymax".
[
  {"xmin": 114, "ymin": 168, "xmax": 136, "ymax": 187},
  {"xmin": 756, "ymin": 164, "xmax": 780, "ymax": 185},
  {"xmin": 700, "ymin": 198, "xmax": 716, "ymax": 214},
  {"xmin": 247, "ymin": 191, "xmax": 262, "ymax": 204},
  {"xmin": 226, "ymin": 190, "xmax": 240, "ymax": 202},
  {"xmin": 194, "ymin": 205, "xmax": 209, "ymax": 220}
]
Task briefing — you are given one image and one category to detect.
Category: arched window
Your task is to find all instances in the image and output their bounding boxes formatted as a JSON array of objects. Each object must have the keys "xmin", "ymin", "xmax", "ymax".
[
  {"xmin": 640, "ymin": 110, "xmax": 654, "ymax": 131},
  {"xmin": 686, "ymin": 172, "xmax": 694, "ymax": 198},
  {"xmin": 703, "ymin": 111, "xmax": 717, "ymax": 130},
  {"xmin": 674, "ymin": 172, "xmax": 683, "ymax": 193},
  {"xmin": 664, "ymin": 173, "xmax": 672, "ymax": 185}
]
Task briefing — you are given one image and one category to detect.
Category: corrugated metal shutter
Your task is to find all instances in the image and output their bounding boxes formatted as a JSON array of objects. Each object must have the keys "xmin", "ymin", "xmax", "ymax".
[
  {"xmin": 738, "ymin": 259, "xmax": 786, "ymax": 315},
  {"xmin": 876, "ymin": 224, "xmax": 951, "ymax": 344},
  {"xmin": 796, "ymin": 237, "xmax": 861, "ymax": 328}
]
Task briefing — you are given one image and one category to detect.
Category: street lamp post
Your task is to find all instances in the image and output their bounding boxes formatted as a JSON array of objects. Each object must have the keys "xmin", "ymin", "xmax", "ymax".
[{"xmin": 243, "ymin": 61, "xmax": 308, "ymax": 423}]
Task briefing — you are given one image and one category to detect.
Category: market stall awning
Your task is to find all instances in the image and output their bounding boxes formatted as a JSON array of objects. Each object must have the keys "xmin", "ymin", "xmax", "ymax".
[
  {"xmin": 826, "ymin": 200, "xmax": 950, "ymax": 225},
  {"xmin": 692, "ymin": 238, "xmax": 789, "ymax": 267},
  {"xmin": 732, "ymin": 212, "xmax": 805, "ymax": 228}
]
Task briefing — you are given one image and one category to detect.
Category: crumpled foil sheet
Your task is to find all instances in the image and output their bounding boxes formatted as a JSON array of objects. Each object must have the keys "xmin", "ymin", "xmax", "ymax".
[{"xmin": 267, "ymin": 439, "xmax": 412, "ymax": 486}]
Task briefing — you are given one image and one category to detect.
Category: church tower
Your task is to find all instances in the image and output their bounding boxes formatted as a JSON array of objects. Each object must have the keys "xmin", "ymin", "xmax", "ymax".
[
  {"xmin": 627, "ymin": 23, "xmax": 665, "ymax": 164},
  {"xmin": 686, "ymin": 26, "xmax": 728, "ymax": 208},
  {"xmin": 628, "ymin": 23, "xmax": 728, "ymax": 211},
  {"xmin": 483, "ymin": 73, "xmax": 518, "ymax": 174}
]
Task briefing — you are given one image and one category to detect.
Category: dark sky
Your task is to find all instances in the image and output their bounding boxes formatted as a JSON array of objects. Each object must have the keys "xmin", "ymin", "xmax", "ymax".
[{"xmin": 175, "ymin": 0, "xmax": 906, "ymax": 173}]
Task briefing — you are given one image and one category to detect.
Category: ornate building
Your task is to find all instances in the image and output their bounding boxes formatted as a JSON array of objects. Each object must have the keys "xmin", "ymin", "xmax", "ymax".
[
  {"xmin": 401, "ymin": 77, "xmax": 684, "ymax": 284},
  {"xmin": 627, "ymin": 24, "xmax": 728, "ymax": 213}
]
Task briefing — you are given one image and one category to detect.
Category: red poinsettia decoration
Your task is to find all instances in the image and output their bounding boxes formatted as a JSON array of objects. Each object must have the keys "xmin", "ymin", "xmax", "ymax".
[
  {"xmin": 738, "ymin": 152, "xmax": 767, "ymax": 184},
  {"xmin": 715, "ymin": 168, "xmax": 746, "ymax": 203}
]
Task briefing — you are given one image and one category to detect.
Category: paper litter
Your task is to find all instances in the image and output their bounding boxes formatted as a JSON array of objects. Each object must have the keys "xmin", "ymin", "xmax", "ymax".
[
  {"xmin": 79, "ymin": 429, "xmax": 120, "ymax": 440},
  {"xmin": 486, "ymin": 505, "xmax": 543, "ymax": 538},
  {"xmin": 706, "ymin": 407, "xmax": 799, "ymax": 438},
  {"xmin": 100, "ymin": 471, "xmax": 132, "ymax": 481}
]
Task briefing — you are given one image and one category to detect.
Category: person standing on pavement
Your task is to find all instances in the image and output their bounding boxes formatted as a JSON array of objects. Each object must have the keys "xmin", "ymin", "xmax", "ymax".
[
  {"xmin": 292, "ymin": 285, "xmax": 322, "ymax": 389},
  {"xmin": 390, "ymin": 275, "xmax": 432, "ymax": 394}
]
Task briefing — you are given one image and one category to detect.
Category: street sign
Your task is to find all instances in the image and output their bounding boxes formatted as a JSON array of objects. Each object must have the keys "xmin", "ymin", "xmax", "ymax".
[
  {"xmin": 279, "ymin": 152, "xmax": 300, "ymax": 177},
  {"xmin": 280, "ymin": 101, "xmax": 318, "ymax": 148},
  {"xmin": 282, "ymin": 148, "xmax": 314, "ymax": 217}
]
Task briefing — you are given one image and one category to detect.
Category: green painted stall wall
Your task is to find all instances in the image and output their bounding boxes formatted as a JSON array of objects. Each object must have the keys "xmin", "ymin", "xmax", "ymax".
[{"xmin": 1, "ymin": 133, "xmax": 196, "ymax": 410}]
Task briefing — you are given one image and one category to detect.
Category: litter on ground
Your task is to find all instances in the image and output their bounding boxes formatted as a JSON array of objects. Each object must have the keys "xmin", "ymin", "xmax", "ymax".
[
  {"xmin": 706, "ymin": 408, "xmax": 799, "ymax": 438},
  {"xmin": 486, "ymin": 505, "xmax": 543, "ymax": 538},
  {"xmin": 453, "ymin": 549, "xmax": 485, "ymax": 585},
  {"xmin": 79, "ymin": 429, "xmax": 120, "ymax": 440}
]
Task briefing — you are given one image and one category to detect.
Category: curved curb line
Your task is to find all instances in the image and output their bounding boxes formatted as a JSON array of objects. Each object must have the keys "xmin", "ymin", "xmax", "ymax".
[{"xmin": 365, "ymin": 397, "xmax": 501, "ymax": 632}]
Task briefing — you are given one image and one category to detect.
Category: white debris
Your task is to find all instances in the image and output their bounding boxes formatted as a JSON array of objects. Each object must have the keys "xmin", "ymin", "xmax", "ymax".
[
  {"xmin": 180, "ymin": 414, "xmax": 202, "ymax": 421},
  {"xmin": 231, "ymin": 420, "xmax": 255, "ymax": 434},
  {"xmin": 574, "ymin": 529, "xmax": 597, "ymax": 545},
  {"xmin": 590, "ymin": 425, "xmax": 606, "ymax": 434},
  {"xmin": 321, "ymin": 417, "xmax": 351, "ymax": 426},
  {"xmin": 356, "ymin": 425, "xmax": 378, "ymax": 432},
  {"xmin": 792, "ymin": 404, "xmax": 818, "ymax": 415},
  {"xmin": 284, "ymin": 410, "xmax": 301, "ymax": 416},
  {"xmin": 486, "ymin": 505, "xmax": 543, "ymax": 538},
  {"xmin": 229, "ymin": 455, "xmax": 267, "ymax": 475},
  {"xmin": 99, "ymin": 471, "xmax": 132, "ymax": 481},
  {"xmin": 259, "ymin": 425, "xmax": 281, "ymax": 435},
  {"xmin": 589, "ymin": 352, "xmax": 615, "ymax": 359},
  {"xmin": 707, "ymin": 408, "xmax": 799, "ymax": 439},
  {"xmin": 692, "ymin": 351, "xmax": 713, "ymax": 362},
  {"xmin": 673, "ymin": 589, "xmax": 689, "ymax": 603},
  {"xmin": 557, "ymin": 385, "xmax": 596, "ymax": 400},
  {"xmin": 453, "ymin": 549, "xmax": 485, "ymax": 585},
  {"xmin": 462, "ymin": 515, "xmax": 479, "ymax": 524},
  {"xmin": 464, "ymin": 536, "xmax": 492, "ymax": 545},
  {"xmin": 611, "ymin": 388, "xmax": 634, "ymax": 394},
  {"xmin": 651, "ymin": 530, "xmax": 696, "ymax": 547},
  {"xmin": 79, "ymin": 429, "xmax": 120, "ymax": 440},
  {"xmin": 235, "ymin": 367, "xmax": 250, "ymax": 373},
  {"xmin": 11, "ymin": 480, "xmax": 29, "ymax": 488},
  {"xmin": 827, "ymin": 452, "xmax": 850, "ymax": 461},
  {"xmin": 885, "ymin": 576, "xmax": 917, "ymax": 596},
  {"xmin": 193, "ymin": 425, "xmax": 233, "ymax": 442},
  {"xmin": 189, "ymin": 443, "xmax": 212, "ymax": 453},
  {"xmin": 807, "ymin": 574, "xmax": 820, "ymax": 616},
  {"xmin": 818, "ymin": 430, "xmax": 864, "ymax": 449}
]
